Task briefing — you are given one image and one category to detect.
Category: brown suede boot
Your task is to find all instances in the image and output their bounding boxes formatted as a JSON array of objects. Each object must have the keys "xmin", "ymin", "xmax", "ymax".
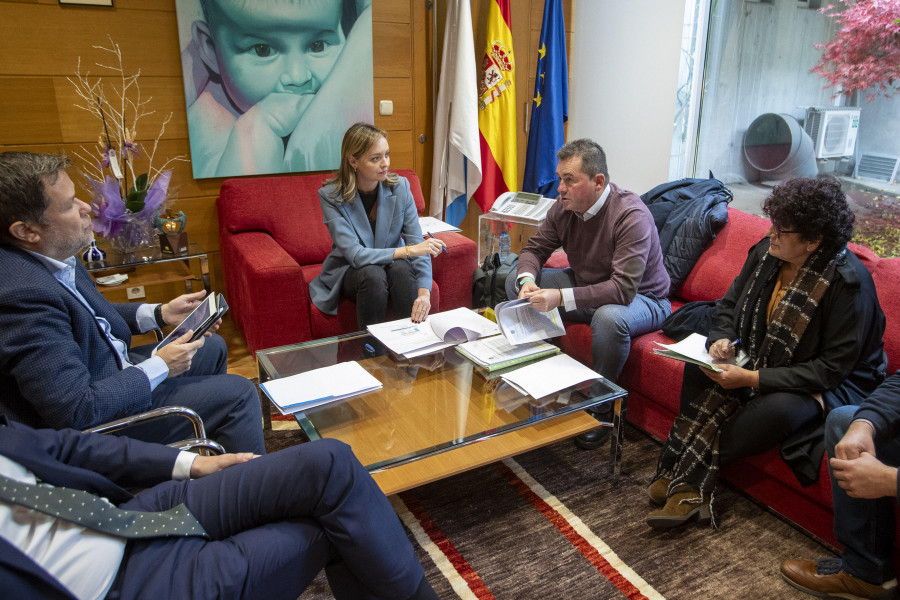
[
  {"xmin": 646, "ymin": 486, "xmax": 712, "ymax": 529},
  {"xmin": 648, "ymin": 478, "xmax": 670, "ymax": 506}
]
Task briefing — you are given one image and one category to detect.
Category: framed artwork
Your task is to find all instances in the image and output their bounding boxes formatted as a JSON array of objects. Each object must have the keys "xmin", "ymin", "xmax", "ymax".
[
  {"xmin": 174, "ymin": 0, "xmax": 375, "ymax": 179},
  {"xmin": 59, "ymin": 0, "xmax": 114, "ymax": 5}
]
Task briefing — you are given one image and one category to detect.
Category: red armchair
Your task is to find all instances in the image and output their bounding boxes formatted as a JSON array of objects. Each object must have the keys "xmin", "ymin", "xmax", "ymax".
[{"xmin": 217, "ymin": 169, "xmax": 477, "ymax": 354}]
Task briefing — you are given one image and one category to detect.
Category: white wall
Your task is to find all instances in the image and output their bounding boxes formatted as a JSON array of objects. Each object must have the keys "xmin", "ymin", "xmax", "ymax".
[{"xmin": 569, "ymin": 0, "xmax": 686, "ymax": 193}]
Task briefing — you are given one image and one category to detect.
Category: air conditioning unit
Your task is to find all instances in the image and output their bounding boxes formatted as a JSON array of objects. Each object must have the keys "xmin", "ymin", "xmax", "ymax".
[{"xmin": 803, "ymin": 107, "xmax": 860, "ymax": 159}]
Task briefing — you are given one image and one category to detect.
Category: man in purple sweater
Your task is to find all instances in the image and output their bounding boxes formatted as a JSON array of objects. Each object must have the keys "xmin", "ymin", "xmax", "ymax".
[
  {"xmin": 505, "ymin": 139, "xmax": 671, "ymax": 450},
  {"xmin": 781, "ymin": 371, "xmax": 900, "ymax": 599}
]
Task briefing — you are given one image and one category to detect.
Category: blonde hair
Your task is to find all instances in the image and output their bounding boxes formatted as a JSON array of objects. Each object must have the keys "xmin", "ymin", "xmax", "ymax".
[{"xmin": 325, "ymin": 122, "xmax": 399, "ymax": 203}]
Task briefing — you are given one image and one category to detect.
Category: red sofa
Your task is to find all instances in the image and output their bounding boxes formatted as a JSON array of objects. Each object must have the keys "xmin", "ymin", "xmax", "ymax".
[
  {"xmin": 552, "ymin": 207, "xmax": 900, "ymax": 551},
  {"xmin": 217, "ymin": 169, "xmax": 477, "ymax": 354}
]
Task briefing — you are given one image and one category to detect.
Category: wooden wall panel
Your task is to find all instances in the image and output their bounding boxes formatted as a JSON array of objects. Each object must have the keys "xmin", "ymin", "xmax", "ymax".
[
  {"xmin": 0, "ymin": 0, "xmax": 573, "ymax": 346},
  {"xmin": 373, "ymin": 22, "xmax": 413, "ymax": 77},
  {"xmin": 0, "ymin": 4, "xmax": 181, "ymax": 76},
  {"xmin": 0, "ymin": 77, "xmax": 62, "ymax": 144},
  {"xmin": 373, "ymin": 0, "xmax": 410, "ymax": 23},
  {"xmin": 374, "ymin": 77, "xmax": 413, "ymax": 128}
]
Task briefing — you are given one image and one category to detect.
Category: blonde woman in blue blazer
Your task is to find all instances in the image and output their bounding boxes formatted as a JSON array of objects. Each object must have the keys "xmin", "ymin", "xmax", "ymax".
[{"xmin": 310, "ymin": 123, "xmax": 446, "ymax": 329}]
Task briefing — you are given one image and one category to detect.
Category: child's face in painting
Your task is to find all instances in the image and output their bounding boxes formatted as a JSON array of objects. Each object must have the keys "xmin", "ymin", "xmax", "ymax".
[{"xmin": 205, "ymin": 0, "xmax": 346, "ymax": 113}]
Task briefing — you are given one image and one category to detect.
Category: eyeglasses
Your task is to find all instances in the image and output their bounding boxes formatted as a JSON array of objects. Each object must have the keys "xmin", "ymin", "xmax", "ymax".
[{"xmin": 771, "ymin": 224, "xmax": 800, "ymax": 236}]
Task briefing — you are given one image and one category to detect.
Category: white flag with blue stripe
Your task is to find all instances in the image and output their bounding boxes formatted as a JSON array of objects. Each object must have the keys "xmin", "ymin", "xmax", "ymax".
[{"xmin": 430, "ymin": 0, "xmax": 482, "ymax": 227}]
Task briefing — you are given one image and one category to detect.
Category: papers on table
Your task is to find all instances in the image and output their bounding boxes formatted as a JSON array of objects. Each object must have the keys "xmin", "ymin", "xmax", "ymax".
[
  {"xmin": 259, "ymin": 361, "xmax": 382, "ymax": 415},
  {"xmin": 494, "ymin": 298, "xmax": 566, "ymax": 345},
  {"xmin": 417, "ymin": 216, "xmax": 461, "ymax": 234},
  {"xmin": 653, "ymin": 333, "xmax": 749, "ymax": 373},
  {"xmin": 500, "ymin": 353, "xmax": 601, "ymax": 399},
  {"xmin": 456, "ymin": 336, "xmax": 560, "ymax": 371},
  {"xmin": 367, "ymin": 307, "xmax": 500, "ymax": 358}
]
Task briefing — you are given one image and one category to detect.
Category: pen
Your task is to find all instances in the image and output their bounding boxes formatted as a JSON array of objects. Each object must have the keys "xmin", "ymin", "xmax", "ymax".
[
  {"xmin": 727, "ymin": 339, "xmax": 740, "ymax": 348},
  {"xmin": 425, "ymin": 231, "xmax": 450, "ymax": 254}
]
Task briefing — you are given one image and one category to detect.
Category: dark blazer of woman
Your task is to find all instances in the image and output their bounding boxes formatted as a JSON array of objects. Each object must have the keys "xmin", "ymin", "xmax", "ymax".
[{"xmin": 711, "ymin": 238, "xmax": 887, "ymax": 411}]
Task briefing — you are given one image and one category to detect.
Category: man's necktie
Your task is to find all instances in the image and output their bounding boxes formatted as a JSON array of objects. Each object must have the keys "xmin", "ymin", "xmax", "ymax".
[{"xmin": 0, "ymin": 474, "xmax": 209, "ymax": 539}]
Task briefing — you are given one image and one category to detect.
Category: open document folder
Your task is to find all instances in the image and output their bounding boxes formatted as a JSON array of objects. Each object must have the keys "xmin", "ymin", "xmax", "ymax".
[
  {"xmin": 259, "ymin": 361, "xmax": 382, "ymax": 415},
  {"xmin": 494, "ymin": 298, "xmax": 566, "ymax": 345},
  {"xmin": 367, "ymin": 307, "xmax": 500, "ymax": 358},
  {"xmin": 653, "ymin": 333, "xmax": 750, "ymax": 373}
]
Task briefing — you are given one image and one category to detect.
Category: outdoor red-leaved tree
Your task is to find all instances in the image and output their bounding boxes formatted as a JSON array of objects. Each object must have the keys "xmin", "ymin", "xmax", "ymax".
[{"xmin": 811, "ymin": 0, "xmax": 900, "ymax": 102}]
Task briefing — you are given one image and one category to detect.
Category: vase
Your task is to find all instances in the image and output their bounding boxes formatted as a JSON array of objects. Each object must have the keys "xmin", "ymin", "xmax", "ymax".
[
  {"xmin": 109, "ymin": 215, "xmax": 156, "ymax": 254},
  {"xmin": 81, "ymin": 240, "xmax": 106, "ymax": 263}
]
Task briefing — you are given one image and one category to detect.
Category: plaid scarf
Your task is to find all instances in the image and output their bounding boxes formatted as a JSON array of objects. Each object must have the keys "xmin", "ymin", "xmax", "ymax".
[{"xmin": 654, "ymin": 243, "xmax": 843, "ymax": 516}]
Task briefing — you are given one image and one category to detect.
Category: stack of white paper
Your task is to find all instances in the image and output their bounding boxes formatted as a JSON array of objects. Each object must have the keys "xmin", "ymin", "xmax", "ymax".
[
  {"xmin": 500, "ymin": 353, "xmax": 601, "ymax": 399},
  {"xmin": 259, "ymin": 361, "xmax": 382, "ymax": 414},
  {"xmin": 367, "ymin": 307, "xmax": 500, "ymax": 358}
]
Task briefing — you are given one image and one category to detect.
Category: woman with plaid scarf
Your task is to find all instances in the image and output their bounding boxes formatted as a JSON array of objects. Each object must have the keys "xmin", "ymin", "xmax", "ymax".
[{"xmin": 648, "ymin": 177, "xmax": 887, "ymax": 529}]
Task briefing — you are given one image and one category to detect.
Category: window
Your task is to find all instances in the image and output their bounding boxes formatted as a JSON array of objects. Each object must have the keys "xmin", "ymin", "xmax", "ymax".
[{"xmin": 672, "ymin": 0, "xmax": 900, "ymax": 257}]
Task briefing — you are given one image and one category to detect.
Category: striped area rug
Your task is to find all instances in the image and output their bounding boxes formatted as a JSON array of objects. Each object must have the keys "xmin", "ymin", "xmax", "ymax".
[{"xmin": 292, "ymin": 426, "xmax": 831, "ymax": 599}]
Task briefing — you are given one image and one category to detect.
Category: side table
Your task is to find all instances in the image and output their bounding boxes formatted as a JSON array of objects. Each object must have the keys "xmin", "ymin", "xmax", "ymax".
[{"xmin": 82, "ymin": 240, "xmax": 210, "ymax": 297}]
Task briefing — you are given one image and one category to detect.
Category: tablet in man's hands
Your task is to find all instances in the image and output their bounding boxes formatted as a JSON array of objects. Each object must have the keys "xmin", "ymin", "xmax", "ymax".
[{"xmin": 152, "ymin": 293, "xmax": 229, "ymax": 355}]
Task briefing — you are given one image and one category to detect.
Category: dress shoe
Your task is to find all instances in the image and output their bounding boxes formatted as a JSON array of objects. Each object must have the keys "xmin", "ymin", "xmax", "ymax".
[
  {"xmin": 781, "ymin": 558, "xmax": 897, "ymax": 599},
  {"xmin": 648, "ymin": 478, "xmax": 670, "ymax": 506},
  {"xmin": 646, "ymin": 486, "xmax": 711, "ymax": 529},
  {"xmin": 574, "ymin": 427, "xmax": 610, "ymax": 450}
]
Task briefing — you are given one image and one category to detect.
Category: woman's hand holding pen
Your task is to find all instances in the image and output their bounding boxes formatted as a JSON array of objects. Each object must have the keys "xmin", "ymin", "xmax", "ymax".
[
  {"xmin": 708, "ymin": 338, "xmax": 738, "ymax": 360},
  {"xmin": 410, "ymin": 237, "xmax": 446, "ymax": 257}
]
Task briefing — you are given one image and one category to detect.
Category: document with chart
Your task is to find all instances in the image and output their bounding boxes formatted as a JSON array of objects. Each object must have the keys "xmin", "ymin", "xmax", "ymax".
[
  {"xmin": 367, "ymin": 307, "xmax": 500, "ymax": 358},
  {"xmin": 494, "ymin": 298, "xmax": 566, "ymax": 345}
]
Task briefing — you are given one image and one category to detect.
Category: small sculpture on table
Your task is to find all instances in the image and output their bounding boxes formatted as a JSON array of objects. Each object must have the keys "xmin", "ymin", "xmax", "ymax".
[{"xmin": 155, "ymin": 210, "xmax": 188, "ymax": 255}]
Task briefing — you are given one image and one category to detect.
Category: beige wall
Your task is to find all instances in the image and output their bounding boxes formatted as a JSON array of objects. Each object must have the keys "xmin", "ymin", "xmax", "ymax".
[
  {"xmin": 569, "ymin": 0, "xmax": 685, "ymax": 195},
  {"xmin": 0, "ymin": 0, "xmax": 574, "ymax": 298}
]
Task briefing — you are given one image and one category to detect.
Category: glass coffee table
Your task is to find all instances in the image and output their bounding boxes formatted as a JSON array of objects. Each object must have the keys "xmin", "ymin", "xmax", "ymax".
[{"xmin": 257, "ymin": 332, "xmax": 628, "ymax": 495}]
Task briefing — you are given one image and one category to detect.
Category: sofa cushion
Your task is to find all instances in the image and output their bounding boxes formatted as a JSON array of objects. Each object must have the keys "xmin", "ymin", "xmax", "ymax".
[
  {"xmin": 872, "ymin": 257, "xmax": 900, "ymax": 371},
  {"xmin": 219, "ymin": 175, "xmax": 334, "ymax": 266},
  {"xmin": 678, "ymin": 209, "xmax": 769, "ymax": 302}
]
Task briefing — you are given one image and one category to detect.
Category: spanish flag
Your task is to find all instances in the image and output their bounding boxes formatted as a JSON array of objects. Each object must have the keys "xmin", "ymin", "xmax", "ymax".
[{"xmin": 473, "ymin": 0, "xmax": 517, "ymax": 214}]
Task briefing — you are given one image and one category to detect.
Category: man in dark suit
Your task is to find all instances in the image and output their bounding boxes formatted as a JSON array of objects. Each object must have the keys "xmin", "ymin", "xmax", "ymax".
[
  {"xmin": 0, "ymin": 417, "xmax": 438, "ymax": 599},
  {"xmin": 0, "ymin": 151, "xmax": 264, "ymax": 453},
  {"xmin": 781, "ymin": 372, "xmax": 900, "ymax": 599}
]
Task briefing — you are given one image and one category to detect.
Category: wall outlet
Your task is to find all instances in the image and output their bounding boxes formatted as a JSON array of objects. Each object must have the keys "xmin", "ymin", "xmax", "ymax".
[{"xmin": 126, "ymin": 285, "xmax": 145, "ymax": 300}]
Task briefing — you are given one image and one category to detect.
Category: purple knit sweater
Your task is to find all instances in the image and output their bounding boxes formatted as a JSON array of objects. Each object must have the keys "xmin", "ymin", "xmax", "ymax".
[{"xmin": 517, "ymin": 183, "xmax": 670, "ymax": 308}]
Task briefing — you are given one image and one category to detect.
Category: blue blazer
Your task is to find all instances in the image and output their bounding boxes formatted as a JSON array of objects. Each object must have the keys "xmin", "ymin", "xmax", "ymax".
[
  {"xmin": 309, "ymin": 176, "xmax": 432, "ymax": 315},
  {"xmin": 0, "ymin": 417, "xmax": 180, "ymax": 600},
  {"xmin": 0, "ymin": 245, "xmax": 152, "ymax": 430}
]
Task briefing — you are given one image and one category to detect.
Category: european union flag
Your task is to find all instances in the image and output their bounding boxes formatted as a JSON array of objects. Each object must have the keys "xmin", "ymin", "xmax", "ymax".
[{"xmin": 522, "ymin": 0, "xmax": 568, "ymax": 198}]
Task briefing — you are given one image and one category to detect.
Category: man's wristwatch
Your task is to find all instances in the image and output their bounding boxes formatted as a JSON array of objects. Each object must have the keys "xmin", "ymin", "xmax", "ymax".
[{"xmin": 154, "ymin": 304, "xmax": 167, "ymax": 329}]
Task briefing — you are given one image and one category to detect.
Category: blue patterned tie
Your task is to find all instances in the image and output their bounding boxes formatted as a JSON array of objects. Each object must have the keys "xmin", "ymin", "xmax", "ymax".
[{"xmin": 0, "ymin": 474, "xmax": 208, "ymax": 539}]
